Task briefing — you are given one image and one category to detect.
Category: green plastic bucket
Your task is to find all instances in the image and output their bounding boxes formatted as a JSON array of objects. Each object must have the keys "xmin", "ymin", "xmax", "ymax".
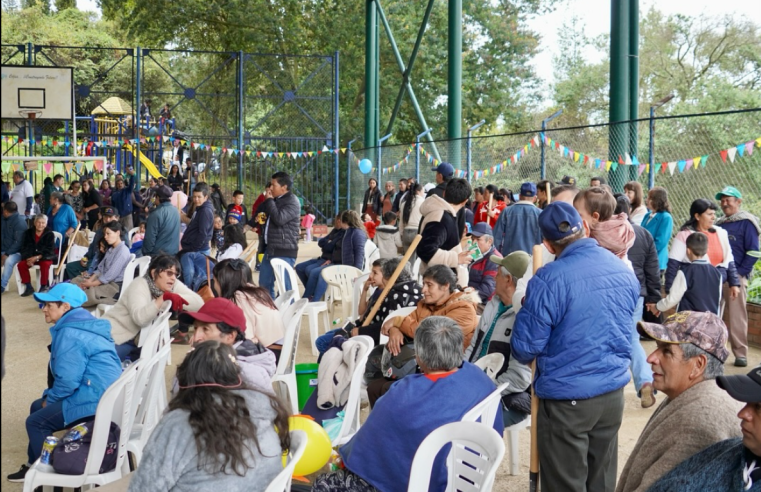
[{"xmin": 295, "ymin": 363, "xmax": 320, "ymax": 411}]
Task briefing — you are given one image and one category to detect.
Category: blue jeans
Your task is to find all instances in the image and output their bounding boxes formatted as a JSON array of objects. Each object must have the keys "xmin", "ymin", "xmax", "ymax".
[
  {"xmin": 180, "ymin": 249, "xmax": 211, "ymax": 292},
  {"xmin": 630, "ymin": 296, "xmax": 653, "ymax": 394},
  {"xmin": 304, "ymin": 264, "xmax": 330, "ymax": 301},
  {"xmin": 2, "ymin": 252, "xmax": 21, "ymax": 291},
  {"xmin": 26, "ymin": 398, "xmax": 66, "ymax": 464},
  {"xmin": 316, "ymin": 328, "xmax": 341, "ymax": 355},
  {"xmin": 115, "ymin": 340, "xmax": 138, "ymax": 362},
  {"xmin": 295, "ymin": 258, "xmax": 325, "ymax": 286},
  {"xmin": 259, "ymin": 254, "xmax": 295, "ymax": 299}
]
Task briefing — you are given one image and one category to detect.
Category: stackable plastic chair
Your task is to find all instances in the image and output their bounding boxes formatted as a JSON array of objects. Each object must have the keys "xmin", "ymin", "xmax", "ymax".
[
  {"xmin": 473, "ymin": 353, "xmax": 505, "ymax": 382},
  {"xmin": 322, "ymin": 265, "xmax": 363, "ymax": 323},
  {"xmin": 348, "ymin": 273, "xmax": 370, "ymax": 323},
  {"xmin": 96, "ymin": 254, "xmax": 150, "ymax": 317},
  {"xmin": 462, "ymin": 383, "xmax": 509, "ymax": 427},
  {"xmin": 379, "ymin": 305, "xmax": 416, "ymax": 345},
  {"xmin": 272, "ymin": 298, "xmax": 308, "ymax": 414},
  {"xmin": 363, "ymin": 239, "xmax": 380, "ymax": 273},
  {"xmin": 331, "ymin": 335, "xmax": 373, "ymax": 447},
  {"xmin": 264, "ymin": 430, "xmax": 307, "ymax": 492}
]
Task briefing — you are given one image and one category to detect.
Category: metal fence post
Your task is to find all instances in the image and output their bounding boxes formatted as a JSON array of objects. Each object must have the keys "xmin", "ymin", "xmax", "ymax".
[
  {"xmin": 648, "ymin": 95, "xmax": 673, "ymax": 190},
  {"xmin": 467, "ymin": 120, "xmax": 485, "ymax": 182},
  {"xmin": 541, "ymin": 110, "xmax": 562, "ymax": 180},
  {"xmin": 135, "ymin": 46, "xmax": 142, "ymax": 181},
  {"xmin": 237, "ymin": 50, "xmax": 244, "ymax": 191},
  {"xmin": 334, "ymin": 51, "xmax": 340, "ymax": 217}
]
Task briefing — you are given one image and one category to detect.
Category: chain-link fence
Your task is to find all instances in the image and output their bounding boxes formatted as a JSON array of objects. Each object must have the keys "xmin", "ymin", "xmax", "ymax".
[{"xmin": 1, "ymin": 44, "xmax": 339, "ymax": 220}]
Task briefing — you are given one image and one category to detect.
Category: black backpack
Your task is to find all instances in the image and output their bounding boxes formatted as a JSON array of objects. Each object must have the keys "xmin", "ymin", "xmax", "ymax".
[{"xmin": 52, "ymin": 420, "xmax": 120, "ymax": 475}]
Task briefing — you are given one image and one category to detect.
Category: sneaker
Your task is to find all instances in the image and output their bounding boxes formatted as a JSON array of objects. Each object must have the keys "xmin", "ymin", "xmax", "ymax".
[
  {"xmin": 169, "ymin": 323, "xmax": 180, "ymax": 336},
  {"xmin": 7, "ymin": 464, "xmax": 30, "ymax": 482},
  {"xmin": 20, "ymin": 284, "xmax": 35, "ymax": 297},
  {"xmin": 640, "ymin": 383, "xmax": 656, "ymax": 409},
  {"xmin": 38, "ymin": 285, "xmax": 49, "ymax": 293},
  {"xmin": 171, "ymin": 332, "xmax": 191, "ymax": 345},
  {"xmin": 735, "ymin": 357, "xmax": 748, "ymax": 367}
]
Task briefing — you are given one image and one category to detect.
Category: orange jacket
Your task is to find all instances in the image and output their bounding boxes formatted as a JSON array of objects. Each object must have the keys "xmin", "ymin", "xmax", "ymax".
[{"xmin": 391, "ymin": 290, "xmax": 480, "ymax": 349}]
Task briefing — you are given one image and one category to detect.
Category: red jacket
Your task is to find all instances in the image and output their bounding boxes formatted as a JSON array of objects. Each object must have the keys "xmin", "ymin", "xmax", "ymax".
[{"xmin": 487, "ymin": 201, "xmax": 507, "ymax": 228}]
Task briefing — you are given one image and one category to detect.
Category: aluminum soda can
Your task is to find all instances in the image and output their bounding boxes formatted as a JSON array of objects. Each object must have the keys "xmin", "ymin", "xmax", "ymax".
[{"xmin": 40, "ymin": 436, "xmax": 58, "ymax": 465}]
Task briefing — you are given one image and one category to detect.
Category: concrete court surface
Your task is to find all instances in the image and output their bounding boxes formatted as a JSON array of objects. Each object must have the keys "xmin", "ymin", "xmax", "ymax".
[{"xmin": 1, "ymin": 239, "xmax": 758, "ymax": 492}]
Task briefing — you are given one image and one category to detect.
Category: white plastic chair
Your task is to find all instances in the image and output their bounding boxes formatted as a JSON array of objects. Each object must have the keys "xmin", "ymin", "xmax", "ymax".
[
  {"xmin": 462, "ymin": 383, "xmax": 509, "ymax": 427},
  {"xmin": 273, "ymin": 258, "xmax": 329, "ymax": 357},
  {"xmin": 322, "ymin": 265, "xmax": 363, "ymax": 323},
  {"xmin": 138, "ymin": 301, "xmax": 173, "ymax": 360},
  {"xmin": 474, "ymin": 353, "xmax": 505, "ymax": 382},
  {"xmin": 96, "ymin": 254, "xmax": 150, "ymax": 317},
  {"xmin": 272, "ymin": 298, "xmax": 308, "ymax": 414},
  {"xmin": 264, "ymin": 430, "xmax": 307, "ymax": 492},
  {"xmin": 331, "ymin": 335, "xmax": 373, "ymax": 446},
  {"xmin": 126, "ymin": 344, "xmax": 172, "ymax": 467},
  {"xmin": 127, "ymin": 226, "xmax": 140, "ymax": 245},
  {"xmin": 23, "ymin": 360, "xmax": 140, "ymax": 492},
  {"xmin": 363, "ymin": 239, "xmax": 380, "ymax": 273},
  {"xmin": 379, "ymin": 305, "xmax": 416, "ymax": 345},
  {"xmin": 348, "ymin": 273, "xmax": 370, "ymax": 323},
  {"xmin": 411, "ymin": 257, "xmax": 422, "ymax": 283},
  {"xmin": 14, "ymin": 231, "xmax": 63, "ymax": 294},
  {"xmin": 274, "ymin": 290, "xmax": 297, "ymax": 311},
  {"xmin": 505, "ymin": 415, "xmax": 532, "ymax": 476},
  {"xmin": 407, "ymin": 421, "xmax": 506, "ymax": 492}
]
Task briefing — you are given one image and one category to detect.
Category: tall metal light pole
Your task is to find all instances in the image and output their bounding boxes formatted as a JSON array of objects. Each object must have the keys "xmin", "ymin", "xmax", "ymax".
[
  {"xmin": 540, "ymin": 110, "xmax": 562, "ymax": 180},
  {"xmin": 648, "ymin": 94, "xmax": 673, "ymax": 190},
  {"xmin": 377, "ymin": 133, "xmax": 392, "ymax": 185},
  {"xmin": 415, "ymin": 128, "xmax": 432, "ymax": 183},
  {"xmin": 448, "ymin": 0, "xmax": 462, "ymax": 167},
  {"xmin": 466, "ymin": 120, "xmax": 485, "ymax": 182},
  {"xmin": 347, "ymin": 137, "xmax": 360, "ymax": 211}
]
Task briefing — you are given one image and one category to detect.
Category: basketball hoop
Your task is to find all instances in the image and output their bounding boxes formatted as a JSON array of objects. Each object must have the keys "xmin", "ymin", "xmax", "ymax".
[{"xmin": 19, "ymin": 109, "xmax": 43, "ymax": 121}]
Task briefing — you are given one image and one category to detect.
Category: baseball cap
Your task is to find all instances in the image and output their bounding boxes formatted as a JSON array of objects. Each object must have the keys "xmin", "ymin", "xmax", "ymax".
[
  {"xmin": 716, "ymin": 366, "xmax": 761, "ymax": 403},
  {"xmin": 100, "ymin": 206, "xmax": 117, "ymax": 217},
  {"xmin": 715, "ymin": 186, "xmax": 742, "ymax": 200},
  {"xmin": 538, "ymin": 202, "xmax": 583, "ymax": 241},
  {"xmin": 34, "ymin": 283, "xmax": 87, "ymax": 308},
  {"xmin": 431, "ymin": 162, "xmax": 454, "ymax": 178},
  {"xmin": 154, "ymin": 185, "xmax": 173, "ymax": 200},
  {"xmin": 557, "ymin": 175, "xmax": 577, "ymax": 186},
  {"xmin": 490, "ymin": 251, "xmax": 531, "ymax": 279},
  {"xmin": 520, "ymin": 182, "xmax": 537, "ymax": 197},
  {"xmin": 468, "ymin": 222, "xmax": 493, "ymax": 237},
  {"xmin": 179, "ymin": 298, "xmax": 247, "ymax": 333},
  {"xmin": 227, "ymin": 210, "xmax": 242, "ymax": 222},
  {"xmin": 637, "ymin": 311, "xmax": 729, "ymax": 362}
]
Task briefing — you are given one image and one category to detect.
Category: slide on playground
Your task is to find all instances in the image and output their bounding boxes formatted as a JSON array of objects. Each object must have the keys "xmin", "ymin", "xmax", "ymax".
[{"xmin": 124, "ymin": 143, "xmax": 165, "ymax": 179}]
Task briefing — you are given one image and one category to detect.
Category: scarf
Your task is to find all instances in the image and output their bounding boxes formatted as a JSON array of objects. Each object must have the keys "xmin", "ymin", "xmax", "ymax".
[
  {"xmin": 144, "ymin": 273, "xmax": 164, "ymax": 299},
  {"xmin": 591, "ymin": 213, "xmax": 636, "ymax": 259},
  {"xmin": 716, "ymin": 210, "xmax": 761, "ymax": 235}
]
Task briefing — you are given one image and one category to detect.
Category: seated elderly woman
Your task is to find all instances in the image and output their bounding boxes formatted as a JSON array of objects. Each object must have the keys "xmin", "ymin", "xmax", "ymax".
[
  {"xmin": 16, "ymin": 214, "xmax": 57, "ymax": 296},
  {"xmin": 311, "ymin": 316, "xmax": 503, "ymax": 492},
  {"xmin": 104, "ymin": 254, "xmax": 203, "ymax": 361}
]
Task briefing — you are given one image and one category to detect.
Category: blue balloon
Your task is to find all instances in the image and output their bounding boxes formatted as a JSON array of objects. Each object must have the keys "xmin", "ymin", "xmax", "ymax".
[{"xmin": 358, "ymin": 158, "xmax": 373, "ymax": 174}]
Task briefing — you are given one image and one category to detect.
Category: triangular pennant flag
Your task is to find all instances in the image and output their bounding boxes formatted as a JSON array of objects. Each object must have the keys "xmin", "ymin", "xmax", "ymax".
[
  {"xmin": 94, "ymin": 160, "xmax": 103, "ymax": 172},
  {"xmin": 11, "ymin": 164, "xmax": 20, "ymax": 172},
  {"xmin": 736, "ymin": 144, "xmax": 745, "ymax": 157},
  {"xmin": 668, "ymin": 161, "xmax": 677, "ymax": 175},
  {"xmin": 685, "ymin": 159, "xmax": 693, "ymax": 172},
  {"xmin": 611, "ymin": 162, "xmax": 618, "ymax": 172},
  {"xmin": 278, "ymin": 152, "xmax": 284, "ymax": 158},
  {"xmin": 595, "ymin": 158, "xmax": 601, "ymax": 169},
  {"xmin": 755, "ymin": 137, "xmax": 761, "ymax": 148},
  {"xmin": 1, "ymin": 162, "xmax": 11, "ymax": 173},
  {"xmin": 341, "ymin": 148, "xmax": 346, "ymax": 153},
  {"xmin": 54, "ymin": 163, "xmax": 65, "ymax": 175},
  {"xmin": 692, "ymin": 157, "xmax": 701, "ymax": 169},
  {"xmin": 677, "ymin": 160, "xmax": 686, "ymax": 173},
  {"xmin": 532, "ymin": 135, "xmax": 539, "ymax": 146},
  {"xmin": 75, "ymin": 163, "xmax": 83, "ymax": 173},
  {"xmin": 746, "ymin": 141, "xmax": 754, "ymax": 156},
  {"xmin": 43, "ymin": 163, "xmax": 53, "ymax": 173},
  {"xmin": 720, "ymin": 149, "xmax": 728, "ymax": 163},
  {"xmin": 632, "ymin": 155, "xmax": 639, "ymax": 165},
  {"xmin": 573, "ymin": 152, "xmax": 579, "ymax": 162},
  {"xmin": 625, "ymin": 153, "xmax": 632, "ymax": 165},
  {"xmin": 605, "ymin": 161, "xmax": 613, "ymax": 172},
  {"xmin": 637, "ymin": 164, "xmax": 646, "ymax": 177},
  {"xmin": 660, "ymin": 162, "xmax": 668, "ymax": 173},
  {"xmin": 727, "ymin": 146, "xmax": 737, "ymax": 163},
  {"xmin": 64, "ymin": 163, "xmax": 73, "ymax": 172},
  {"xmin": 700, "ymin": 155, "xmax": 708, "ymax": 167}
]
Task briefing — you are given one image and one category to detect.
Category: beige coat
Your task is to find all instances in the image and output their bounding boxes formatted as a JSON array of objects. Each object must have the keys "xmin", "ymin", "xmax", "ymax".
[
  {"xmin": 105, "ymin": 276, "xmax": 203, "ymax": 345},
  {"xmin": 615, "ymin": 379, "xmax": 743, "ymax": 492},
  {"xmin": 234, "ymin": 288, "xmax": 285, "ymax": 347}
]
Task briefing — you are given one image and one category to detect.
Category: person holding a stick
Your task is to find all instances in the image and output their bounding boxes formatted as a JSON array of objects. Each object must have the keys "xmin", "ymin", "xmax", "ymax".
[{"xmin": 511, "ymin": 201, "xmax": 640, "ymax": 492}]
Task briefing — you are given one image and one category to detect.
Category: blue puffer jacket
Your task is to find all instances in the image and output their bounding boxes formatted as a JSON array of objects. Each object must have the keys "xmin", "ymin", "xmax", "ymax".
[
  {"xmin": 512, "ymin": 238, "xmax": 640, "ymax": 400},
  {"xmin": 44, "ymin": 308, "xmax": 122, "ymax": 426}
]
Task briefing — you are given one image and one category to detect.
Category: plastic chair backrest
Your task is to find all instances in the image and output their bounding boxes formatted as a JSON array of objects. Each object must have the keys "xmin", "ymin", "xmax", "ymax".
[
  {"xmin": 364, "ymin": 239, "xmax": 380, "ymax": 273},
  {"xmin": 127, "ymin": 227, "xmax": 140, "ymax": 245},
  {"xmin": 130, "ymin": 344, "xmax": 171, "ymax": 445},
  {"xmin": 51, "ymin": 231, "xmax": 63, "ymax": 268},
  {"xmin": 121, "ymin": 255, "xmax": 151, "ymax": 300},
  {"xmin": 274, "ymin": 290, "xmax": 297, "ymax": 311},
  {"xmin": 411, "ymin": 257, "xmax": 421, "ymax": 280},
  {"xmin": 379, "ymin": 305, "xmax": 417, "ymax": 345},
  {"xmin": 349, "ymin": 273, "xmax": 370, "ymax": 322},
  {"xmin": 138, "ymin": 301, "xmax": 172, "ymax": 352},
  {"xmin": 322, "ymin": 265, "xmax": 363, "ymax": 320},
  {"xmin": 333, "ymin": 335, "xmax": 373, "ymax": 446},
  {"xmin": 264, "ymin": 430, "xmax": 307, "ymax": 492},
  {"xmin": 276, "ymin": 298, "xmax": 308, "ymax": 376},
  {"xmin": 473, "ymin": 353, "xmax": 505, "ymax": 382},
  {"xmin": 270, "ymin": 258, "xmax": 300, "ymax": 300},
  {"xmin": 407, "ymin": 421, "xmax": 506, "ymax": 492},
  {"xmin": 462, "ymin": 382, "xmax": 509, "ymax": 427}
]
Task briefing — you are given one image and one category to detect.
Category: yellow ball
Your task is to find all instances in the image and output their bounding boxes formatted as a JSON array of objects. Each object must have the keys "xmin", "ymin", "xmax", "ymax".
[{"xmin": 282, "ymin": 416, "xmax": 332, "ymax": 476}]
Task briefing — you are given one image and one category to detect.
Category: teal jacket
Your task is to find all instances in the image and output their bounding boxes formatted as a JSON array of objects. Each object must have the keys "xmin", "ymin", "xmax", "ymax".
[
  {"xmin": 142, "ymin": 201, "xmax": 181, "ymax": 256},
  {"xmin": 45, "ymin": 308, "xmax": 121, "ymax": 426},
  {"xmin": 641, "ymin": 210, "xmax": 673, "ymax": 270}
]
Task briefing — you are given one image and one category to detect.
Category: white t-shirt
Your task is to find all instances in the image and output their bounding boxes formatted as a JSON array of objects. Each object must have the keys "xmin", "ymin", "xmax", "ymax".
[
  {"xmin": 218, "ymin": 243, "xmax": 243, "ymax": 261},
  {"xmin": 11, "ymin": 179, "xmax": 35, "ymax": 216}
]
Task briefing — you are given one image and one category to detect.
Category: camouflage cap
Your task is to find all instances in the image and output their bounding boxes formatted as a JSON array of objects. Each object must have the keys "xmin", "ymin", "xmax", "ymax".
[{"xmin": 637, "ymin": 311, "xmax": 729, "ymax": 362}]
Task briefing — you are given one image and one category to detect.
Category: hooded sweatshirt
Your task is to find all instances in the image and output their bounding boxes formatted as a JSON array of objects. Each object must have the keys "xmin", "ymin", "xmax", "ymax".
[
  {"xmin": 374, "ymin": 224, "xmax": 402, "ymax": 259},
  {"xmin": 591, "ymin": 213, "xmax": 636, "ymax": 259},
  {"xmin": 234, "ymin": 339, "xmax": 277, "ymax": 395},
  {"xmin": 418, "ymin": 195, "xmax": 469, "ymax": 287}
]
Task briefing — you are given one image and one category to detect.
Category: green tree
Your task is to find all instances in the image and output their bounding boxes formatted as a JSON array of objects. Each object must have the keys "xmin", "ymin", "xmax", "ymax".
[{"xmin": 54, "ymin": 0, "xmax": 75, "ymax": 11}]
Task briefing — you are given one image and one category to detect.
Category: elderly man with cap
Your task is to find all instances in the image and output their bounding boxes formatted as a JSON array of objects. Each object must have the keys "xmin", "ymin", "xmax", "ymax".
[
  {"xmin": 493, "ymin": 181, "xmax": 542, "ymax": 256},
  {"xmin": 715, "ymin": 186, "xmax": 760, "ymax": 368},
  {"xmin": 110, "ymin": 167, "xmax": 136, "ymax": 230},
  {"xmin": 178, "ymin": 297, "xmax": 276, "ymax": 395},
  {"xmin": 466, "ymin": 222, "xmax": 502, "ymax": 308},
  {"xmin": 7, "ymin": 283, "xmax": 121, "ymax": 483},
  {"xmin": 511, "ymin": 201, "xmax": 640, "ymax": 492},
  {"xmin": 142, "ymin": 184, "xmax": 180, "ymax": 257},
  {"xmin": 648, "ymin": 364, "xmax": 761, "ymax": 492},
  {"xmin": 466, "ymin": 251, "xmax": 533, "ymax": 427},
  {"xmin": 426, "ymin": 162, "xmax": 454, "ymax": 198},
  {"xmin": 615, "ymin": 311, "xmax": 743, "ymax": 492}
]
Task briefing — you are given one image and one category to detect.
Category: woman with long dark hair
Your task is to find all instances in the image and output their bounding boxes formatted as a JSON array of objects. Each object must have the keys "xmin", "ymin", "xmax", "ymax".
[
  {"xmin": 362, "ymin": 178, "xmax": 382, "ymax": 221},
  {"xmin": 212, "ymin": 259, "xmax": 285, "ymax": 356},
  {"xmin": 665, "ymin": 198, "xmax": 740, "ymax": 297},
  {"xmin": 127, "ymin": 341, "xmax": 291, "ymax": 492},
  {"xmin": 80, "ymin": 179, "xmax": 103, "ymax": 229},
  {"xmin": 167, "ymin": 164, "xmax": 184, "ymax": 192},
  {"xmin": 624, "ymin": 181, "xmax": 647, "ymax": 225},
  {"xmin": 399, "ymin": 183, "xmax": 424, "ymax": 255},
  {"xmin": 640, "ymin": 186, "xmax": 674, "ymax": 272},
  {"xmin": 217, "ymin": 224, "xmax": 248, "ymax": 261}
]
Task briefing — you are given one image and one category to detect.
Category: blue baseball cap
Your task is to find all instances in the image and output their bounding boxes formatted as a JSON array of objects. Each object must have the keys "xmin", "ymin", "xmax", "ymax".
[
  {"xmin": 468, "ymin": 222, "xmax": 493, "ymax": 237},
  {"xmin": 539, "ymin": 202, "xmax": 584, "ymax": 241},
  {"xmin": 34, "ymin": 283, "xmax": 87, "ymax": 308},
  {"xmin": 520, "ymin": 182, "xmax": 537, "ymax": 197},
  {"xmin": 431, "ymin": 162, "xmax": 454, "ymax": 178}
]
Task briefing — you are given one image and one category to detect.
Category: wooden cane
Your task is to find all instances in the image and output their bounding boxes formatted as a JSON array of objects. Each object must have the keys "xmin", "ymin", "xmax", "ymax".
[
  {"xmin": 54, "ymin": 223, "xmax": 81, "ymax": 280},
  {"xmin": 362, "ymin": 234, "xmax": 422, "ymax": 327},
  {"xmin": 529, "ymin": 244, "xmax": 543, "ymax": 492},
  {"xmin": 546, "ymin": 181, "xmax": 552, "ymax": 205}
]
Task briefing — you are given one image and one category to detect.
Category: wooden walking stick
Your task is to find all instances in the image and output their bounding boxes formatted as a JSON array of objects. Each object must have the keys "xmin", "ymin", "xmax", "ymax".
[
  {"xmin": 54, "ymin": 223, "xmax": 81, "ymax": 284},
  {"xmin": 362, "ymin": 234, "xmax": 422, "ymax": 326}
]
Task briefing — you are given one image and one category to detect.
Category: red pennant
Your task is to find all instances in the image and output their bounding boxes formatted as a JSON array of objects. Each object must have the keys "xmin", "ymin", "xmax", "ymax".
[
  {"xmin": 554, "ymin": 141, "xmax": 560, "ymax": 149},
  {"xmin": 660, "ymin": 162, "xmax": 668, "ymax": 173},
  {"xmin": 583, "ymin": 155, "xmax": 589, "ymax": 164},
  {"xmin": 618, "ymin": 155, "xmax": 624, "ymax": 165},
  {"xmin": 719, "ymin": 149, "xmax": 728, "ymax": 163}
]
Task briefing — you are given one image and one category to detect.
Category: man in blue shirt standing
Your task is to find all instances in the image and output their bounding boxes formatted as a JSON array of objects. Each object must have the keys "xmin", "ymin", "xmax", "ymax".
[
  {"xmin": 493, "ymin": 182, "xmax": 542, "ymax": 256},
  {"xmin": 110, "ymin": 167, "xmax": 136, "ymax": 231},
  {"xmin": 715, "ymin": 186, "xmax": 760, "ymax": 368},
  {"xmin": 512, "ymin": 201, "xmax": 640, "ymax": 491}
]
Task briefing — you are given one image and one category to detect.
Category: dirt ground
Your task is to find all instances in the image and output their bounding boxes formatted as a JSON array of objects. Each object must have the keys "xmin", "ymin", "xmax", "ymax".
[{"xmin": 1, "ymin": 239, "xmax": 757, "ymax": 492}]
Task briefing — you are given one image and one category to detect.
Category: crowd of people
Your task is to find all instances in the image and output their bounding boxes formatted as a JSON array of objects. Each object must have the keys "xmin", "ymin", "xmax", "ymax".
[{"xmin": 1, "ymin": 162, "xmax": 759, "ymax": 491}]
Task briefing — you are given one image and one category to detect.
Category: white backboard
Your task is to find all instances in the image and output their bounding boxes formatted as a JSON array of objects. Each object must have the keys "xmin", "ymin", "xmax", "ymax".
[{"xmin": 1, "ymin": 65, "xmax": 74, "ymax": 120}]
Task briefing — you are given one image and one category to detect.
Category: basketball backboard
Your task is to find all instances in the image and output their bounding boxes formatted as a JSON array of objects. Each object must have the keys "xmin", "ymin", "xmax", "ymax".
[{"xmin": 1, "ymin": 65, "xmax": 74, "ymax": 120}]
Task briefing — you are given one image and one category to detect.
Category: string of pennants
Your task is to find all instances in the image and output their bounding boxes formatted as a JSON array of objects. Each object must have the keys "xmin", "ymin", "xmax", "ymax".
[{"xmin": 348, "ymin": 143, "xmax": 442, "ymax": 175}]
